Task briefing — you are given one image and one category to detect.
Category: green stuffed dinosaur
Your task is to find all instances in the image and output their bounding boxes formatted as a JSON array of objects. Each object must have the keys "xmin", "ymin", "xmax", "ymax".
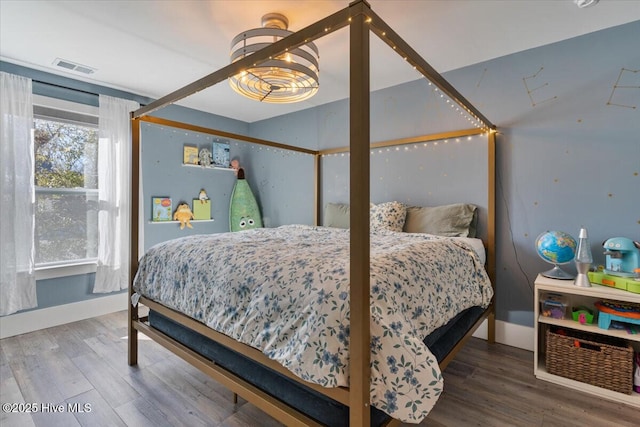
[{"xmin": 229, "ymin": 167, "xmax": 262, "ymax": 232}]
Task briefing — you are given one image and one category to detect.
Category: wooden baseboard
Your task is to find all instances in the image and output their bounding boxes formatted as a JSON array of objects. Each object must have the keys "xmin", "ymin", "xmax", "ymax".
[{"xmin": 0, "ymin": 292, "xmax": 128, "ymax": 339}]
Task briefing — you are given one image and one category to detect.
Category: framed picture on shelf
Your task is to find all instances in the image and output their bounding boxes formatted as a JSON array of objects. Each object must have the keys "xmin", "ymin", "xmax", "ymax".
[
  {"xmin": 192, "ymin": 198, "xmax": 211, "ymax": 220},
  {"xmin": 152, "ymin": 197, "xmax": 172, "ymax": 221},
  {"xmin": 183, "ymin": 145, "xmax": 199, "ymax": 165},
  {"xmin": 212, "ymin": 141, "xmax": 230, "ymax": 168}
]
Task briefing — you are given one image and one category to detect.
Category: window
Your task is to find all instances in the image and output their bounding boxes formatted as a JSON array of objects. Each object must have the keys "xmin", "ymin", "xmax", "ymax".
[{"xmin": 33, "ymin": 96, "xmax": 99, "ymax": 270}]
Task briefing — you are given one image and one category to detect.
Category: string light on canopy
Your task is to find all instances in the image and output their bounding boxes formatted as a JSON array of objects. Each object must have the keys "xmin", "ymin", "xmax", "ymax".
[{"xmin": 229, "ymin": 13, "xmax": 320, "ymax": 103}]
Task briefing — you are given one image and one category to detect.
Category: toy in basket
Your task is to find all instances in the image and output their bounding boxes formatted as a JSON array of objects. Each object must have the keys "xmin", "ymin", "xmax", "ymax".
[{"xmin": 594, "ymin": 299, "xmax": 640, "ymax": 332}]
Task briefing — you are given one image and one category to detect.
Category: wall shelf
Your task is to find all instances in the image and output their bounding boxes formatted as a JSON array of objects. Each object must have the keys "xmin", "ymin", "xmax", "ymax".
[
  {"xmin": 149, "ymin": 219, "xmax": 215, "ymax": 224},
  {"xmin": 182, "ymin": 163, "xmax": 235, "ymax": 172},
  {"xmin": 538, "ymin": 315, "xmax": 640, "ymax": 342}
]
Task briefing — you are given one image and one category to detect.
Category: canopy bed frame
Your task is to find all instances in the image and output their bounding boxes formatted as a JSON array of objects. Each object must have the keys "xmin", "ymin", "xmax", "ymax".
[{"xmin": 128, "ymin": 1, "xmax": 497, "ymax": 425}]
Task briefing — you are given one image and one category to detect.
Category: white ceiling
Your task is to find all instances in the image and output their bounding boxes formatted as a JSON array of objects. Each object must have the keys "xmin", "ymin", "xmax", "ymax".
[{"xmin": 1, "ymin": 0, "xmax": 639, "ymax": 122}]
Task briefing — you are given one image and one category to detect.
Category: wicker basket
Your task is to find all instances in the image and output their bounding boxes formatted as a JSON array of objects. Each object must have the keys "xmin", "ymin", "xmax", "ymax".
[{"xmin": 545, "ymin": 328, "xmax": 634, "ymax": 394}]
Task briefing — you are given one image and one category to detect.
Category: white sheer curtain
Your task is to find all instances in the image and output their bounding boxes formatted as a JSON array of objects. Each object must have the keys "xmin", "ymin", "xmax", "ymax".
[
  {"xmin": 94, "ymin": 95, "xmax": 139, "ymax": 293},
  {"xmin": 0, "ymin": 72, "xmax": 37, "ymax": 315}
]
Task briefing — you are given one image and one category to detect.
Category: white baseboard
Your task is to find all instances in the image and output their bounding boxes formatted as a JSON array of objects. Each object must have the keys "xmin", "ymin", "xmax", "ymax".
[
  {"xmin": 0, "ymin": 293, "xmax": 128, "ymax": 339},
  {"xmin": 1, "ymin": 298, "xmax": 534, "ymax": 352},
  {"xmin": 473, "ymin": 319, "xmax": 534, "ymax": 352}
]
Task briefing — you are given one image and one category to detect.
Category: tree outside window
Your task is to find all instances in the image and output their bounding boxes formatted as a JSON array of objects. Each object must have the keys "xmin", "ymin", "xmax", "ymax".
[{"xmin": 34, "ymin": 115, "xmax": 98, "ymax": 266}]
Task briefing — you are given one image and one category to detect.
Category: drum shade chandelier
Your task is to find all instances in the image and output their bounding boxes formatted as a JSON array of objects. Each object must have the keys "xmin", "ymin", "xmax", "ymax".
[{"xmin": 229, "ymin": 13, "xmax": 320, "ymax": 103}]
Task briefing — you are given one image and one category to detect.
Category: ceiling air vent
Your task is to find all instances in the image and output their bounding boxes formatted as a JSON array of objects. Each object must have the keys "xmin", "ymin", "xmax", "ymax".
[{"xmin": 52, "ymin": 58, "xmax": 96, "ymax": 74}]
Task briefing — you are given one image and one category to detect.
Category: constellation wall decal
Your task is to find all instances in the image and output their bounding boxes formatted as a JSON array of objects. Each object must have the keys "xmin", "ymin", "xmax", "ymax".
[
  {"xmin": 476, "ymin": 68, "xmax": 488, "ymax": 89},
  {"xmin": 606, "ymin": 68, "xmax": 639, "ymax": 109},
  {"xmin": 523, "ymin": 66, "xmax": 558, "ymax": 107}
]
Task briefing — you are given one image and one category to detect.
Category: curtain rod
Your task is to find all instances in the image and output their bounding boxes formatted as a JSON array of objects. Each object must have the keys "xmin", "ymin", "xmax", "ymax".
[
  {"xmin": 32, "ymin": 78, "xmax": 148, "ymax": 107},
  {"xmin": 32, "ymin": 79, "xmax": 100, "ymax": 98}
]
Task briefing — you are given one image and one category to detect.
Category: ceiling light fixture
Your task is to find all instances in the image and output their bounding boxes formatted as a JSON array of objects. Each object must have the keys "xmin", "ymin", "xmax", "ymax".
[{"xmin": 229, "ymin": 13, "xmax": 320, "ymax": 103}]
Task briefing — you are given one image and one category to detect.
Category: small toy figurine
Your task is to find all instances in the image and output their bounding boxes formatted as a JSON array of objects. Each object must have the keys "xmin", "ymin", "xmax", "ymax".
[
  {"xmin": 578, "ymin": 312, "xmax": 587, "ymax": 325},
  {"xmin": 199, "ymin": 147, "xmax": 213, "ymax": 167},
  {"xmin": 230, "ymin": 159, "xmax": 240, "ymax": 176},
  {"xmin": 198, "ymin": 189, "xmax": 209, "ymax": 204},
  {"xmin": 173, "ymin": 203, "xmax": 194, "ymax": 229}
]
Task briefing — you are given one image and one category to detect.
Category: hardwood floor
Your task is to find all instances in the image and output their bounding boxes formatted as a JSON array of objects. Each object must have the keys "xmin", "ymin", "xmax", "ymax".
[{"xmin": 1, "ymin": 311, "xmax": 637, "ymax": 427}]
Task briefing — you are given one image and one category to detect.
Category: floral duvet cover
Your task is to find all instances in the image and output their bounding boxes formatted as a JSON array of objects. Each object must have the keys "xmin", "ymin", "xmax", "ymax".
[{"xmin": 133, "ymin": 225, "xmax": 493, "ymax": 423}]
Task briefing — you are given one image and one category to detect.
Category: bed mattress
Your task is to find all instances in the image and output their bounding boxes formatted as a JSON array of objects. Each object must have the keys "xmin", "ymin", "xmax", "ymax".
[
  {"xmin": 148, "ymin": 305, "xmax": 485, "ymax": 427},
  {"xmin": 133, "ymin": 225, "xmax": 493, "ymax": 422}
]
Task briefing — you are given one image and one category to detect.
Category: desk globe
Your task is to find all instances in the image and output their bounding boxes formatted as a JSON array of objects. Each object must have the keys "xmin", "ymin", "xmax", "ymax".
[{"xmin": 535, "ymin": 230, "xmax": 577, "ymax": 279}]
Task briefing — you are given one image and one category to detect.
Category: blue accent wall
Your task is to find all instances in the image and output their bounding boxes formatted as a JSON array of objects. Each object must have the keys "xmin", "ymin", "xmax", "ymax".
[
  {"xmin": 140, "ymin": 109, "xmax": 316, "ymax": 245},
  {"xmin": 447, "ymin": 21, "xmax": 640, "ymax": 325},
  {"xmin": 248, "ymin": 21, "xmax": 640, "ymax": 327},
  {"xmin": 140, "ymin": 105, "xmax": 249, "ymax": 248},
  {"xmin": 34, "ymin": 274, "xmax": 100, "ymax": 309}
]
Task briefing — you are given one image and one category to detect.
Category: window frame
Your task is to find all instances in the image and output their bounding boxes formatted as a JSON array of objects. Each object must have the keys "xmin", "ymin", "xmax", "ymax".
[{"xmin": 32, "ymin": 95, "xmax": 100, "ymax": 280}]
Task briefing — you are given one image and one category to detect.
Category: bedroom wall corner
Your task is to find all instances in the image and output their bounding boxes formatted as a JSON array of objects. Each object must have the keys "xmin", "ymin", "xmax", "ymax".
[{"xmin": 473, "ymin": 319, "xmax": 534, "ymax": 352}]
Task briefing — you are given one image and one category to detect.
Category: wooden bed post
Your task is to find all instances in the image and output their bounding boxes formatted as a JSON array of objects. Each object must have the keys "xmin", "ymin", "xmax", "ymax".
[
  {"xmin": 128, "ymin": 116, "xmax": 140, "ymax": 366},
  {"xmin": 126, "ymin": 1, "xmax": 498, "ymax": 422},
  {"xmin": 349, "ymin": 2, "xmax": 371, "ymax": 425},
  {"xmin": 314, "ymin": 153, "xmax": 321, "ymax": 226},
  {"xmin": 486, "ymin": 130, "xmax": 497, "ymax": 344}
]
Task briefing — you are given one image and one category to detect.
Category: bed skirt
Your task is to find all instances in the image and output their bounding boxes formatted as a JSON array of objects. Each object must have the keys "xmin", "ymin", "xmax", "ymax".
[{"xmin": 148, "ymin": 305, "xmax": 485, "ymax": 426}]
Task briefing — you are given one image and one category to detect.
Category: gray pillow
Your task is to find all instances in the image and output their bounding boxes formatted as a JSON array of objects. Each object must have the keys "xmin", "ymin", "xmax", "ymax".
[
  {"xmin": 403, "ymin": 203, "xmax": 477, "ymax": 237},
  {"xmin": 324, "ymin": 203, "xmax": 350, "ymax": 228},
  {"xmin": 324, "ymin": 201, "xmax": 408, "ymax": 232}
]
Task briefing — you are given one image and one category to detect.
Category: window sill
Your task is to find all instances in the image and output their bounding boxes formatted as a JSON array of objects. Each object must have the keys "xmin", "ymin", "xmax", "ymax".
[{"xmin": 35, "ymin": 260, "xmax": 97, "ymax": 281}]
